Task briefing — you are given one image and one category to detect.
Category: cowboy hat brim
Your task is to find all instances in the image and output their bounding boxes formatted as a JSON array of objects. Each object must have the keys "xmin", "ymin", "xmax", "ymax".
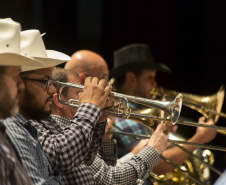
[
  {"xmin": 21, "ymin": 50, "xmax": 71, "ymax": 72},
  {"xmin": 109, "ymin": 60, "xmax": 172, "ymax": 79},
  {"xmin": 0, "ymin": 53, "xmax": 44, "ymax": 67}
]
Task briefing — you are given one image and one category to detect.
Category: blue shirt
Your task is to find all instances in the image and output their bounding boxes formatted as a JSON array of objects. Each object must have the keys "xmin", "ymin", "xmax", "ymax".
[
  {"xmin": 3, "ymin": 114, "xmax": 60, "ymax": 185},
  {"xmin": 113, "ymin": 103, "xmax": 150, "ymax": 158}
]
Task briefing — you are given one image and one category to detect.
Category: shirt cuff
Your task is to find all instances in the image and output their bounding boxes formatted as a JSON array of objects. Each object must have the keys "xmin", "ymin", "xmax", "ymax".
[
  {"xmin": 75, "ymin": 102, "xmax": 101, "ymax": 123},
  {"xmin": 137, "ymin": 145, "xmax": 160, "ymax": 168}
]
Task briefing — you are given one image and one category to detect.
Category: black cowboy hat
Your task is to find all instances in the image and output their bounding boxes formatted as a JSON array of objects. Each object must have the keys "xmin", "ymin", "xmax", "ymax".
[{"xmin": 109, "ymin": 43, "xmax": 171, "ymax": 78}]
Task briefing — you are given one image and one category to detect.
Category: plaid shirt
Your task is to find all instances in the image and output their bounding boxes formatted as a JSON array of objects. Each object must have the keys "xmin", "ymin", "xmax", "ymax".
[
  {"xmin": 112, "ymin": 102, "xmax": 153, "ymax": 185},
  {"xmin": 3, "ymin": 114, "xmax": 60, "ymax": 185},
  {"xmin": 0, "ymin": 121, "xmax": 33, "ymax": 185},
  {"xmin": 31, "ymin": 103, "xmax": 106, "ymax": 185},
  {"xmin": 113, "ymin": 118, "xmax": 150, "ymax": 158},
  {"xmin": 90, "ymin": 145, "xmax": 160, "ymax": 185}
]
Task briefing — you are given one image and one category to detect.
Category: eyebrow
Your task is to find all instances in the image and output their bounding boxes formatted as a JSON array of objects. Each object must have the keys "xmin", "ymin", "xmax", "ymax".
[{"xmin": 29, "ymin": 74, "xmax": 51, "ymax": 80}]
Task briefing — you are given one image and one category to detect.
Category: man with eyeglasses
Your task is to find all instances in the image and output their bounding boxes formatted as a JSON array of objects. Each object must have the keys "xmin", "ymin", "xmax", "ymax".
[
  {"xmin": 3, "ymin": 28, "xmax": 111, "ymax": 185},
  {"xmin": 30, "ymin": 67, "xmax": 170, "ymax": 185}
]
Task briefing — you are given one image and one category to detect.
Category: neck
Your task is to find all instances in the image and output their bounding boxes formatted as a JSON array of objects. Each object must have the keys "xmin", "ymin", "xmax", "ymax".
[
  {"xmin": 19, "ymin": 109, "xmax": 31, "ymax": 120},
  {"xmin": 51, "ymin": 106, "xmax": 64, "ymax": 117}
]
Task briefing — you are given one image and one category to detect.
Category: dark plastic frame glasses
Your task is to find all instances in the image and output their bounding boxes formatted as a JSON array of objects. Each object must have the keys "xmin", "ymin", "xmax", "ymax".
[{"xmin": 22, "ymin": 77, "xmax": 53, "ymax": 90}]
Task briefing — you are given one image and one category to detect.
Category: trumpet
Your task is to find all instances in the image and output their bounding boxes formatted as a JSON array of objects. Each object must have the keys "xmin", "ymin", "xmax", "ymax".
[
  {"xmin": 53, "ymin": 80, "xmax": 183, "ymax": 124},
  {"xmin": 150, "ymin": 85, "xmax": 225, "ymax": 123}
]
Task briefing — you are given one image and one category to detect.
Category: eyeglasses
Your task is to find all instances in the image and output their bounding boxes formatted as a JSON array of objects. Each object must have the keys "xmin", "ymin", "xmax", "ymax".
[{"xmin": 22, "ymin": 77, "xmax": 53, "ymax": 90}]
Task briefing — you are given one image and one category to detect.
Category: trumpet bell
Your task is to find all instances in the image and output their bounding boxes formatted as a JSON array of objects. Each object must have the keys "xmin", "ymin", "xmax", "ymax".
[{"xmin": 151, "ymin": 85, "xmax": 225, "ymax": 123}]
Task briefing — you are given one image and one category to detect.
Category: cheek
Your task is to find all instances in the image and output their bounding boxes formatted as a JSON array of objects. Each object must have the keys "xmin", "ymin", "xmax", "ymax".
[
  {"xmin": 29, "ymin": 86, "xmax": 47, "ymax": 105},
  {"xmin": 7, "ymin": 81, "xmax": 18, "ymax": 99}
]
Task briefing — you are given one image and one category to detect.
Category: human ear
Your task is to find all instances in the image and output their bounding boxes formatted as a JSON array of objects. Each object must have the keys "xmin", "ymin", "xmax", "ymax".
[
  {"xmin": 79, "ymin": 73, "xmax": 86, "ymax": 85},
  {"xmin": 53, "ymin": 93, "xmax": 64, "ymax": 109},
  {"xmin": 125, "ymin": 72, "xmax": 136, "ymax": 84}
]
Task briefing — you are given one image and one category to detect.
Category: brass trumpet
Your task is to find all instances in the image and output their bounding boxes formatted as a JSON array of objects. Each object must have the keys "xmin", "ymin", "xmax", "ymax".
[
  {"xmin": 53, "ymin": 80, "xmax": 183, "ymax": 124},
  {"xmin": 150, "ymin": 85, "xmax": 225, "ymax": 123}
]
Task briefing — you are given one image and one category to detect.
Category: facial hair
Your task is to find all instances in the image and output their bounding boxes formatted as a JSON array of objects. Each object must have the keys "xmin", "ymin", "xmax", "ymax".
[
  {"xmin": 19, "ymin": 86, "xmax": 52, "ymax": 120},
  {"xmin": 0, "ymin": 94, "xmax": 19, "ymax": 118},
  {"xmin": 0, "ymin": 79, "xmax": 19, "ymax": 119}
]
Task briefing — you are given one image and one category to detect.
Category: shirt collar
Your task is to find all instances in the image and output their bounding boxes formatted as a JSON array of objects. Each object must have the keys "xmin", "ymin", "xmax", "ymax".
[
  {"xmin": 10, "ymin": 113, "xmax": 27, "ymax": 125},
  {"xmin": 50, "ymin": 115, "xmax": 71, "ymax": 128}
]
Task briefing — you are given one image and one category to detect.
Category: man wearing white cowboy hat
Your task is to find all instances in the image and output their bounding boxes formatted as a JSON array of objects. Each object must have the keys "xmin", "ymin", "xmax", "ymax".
[
  {"xmin": 0, "ymin": 18, "xmax": 45, "ymax": 185},
  {"xmin": 3, "ymin": 26, "xmax": 112, "ymax": 184}
]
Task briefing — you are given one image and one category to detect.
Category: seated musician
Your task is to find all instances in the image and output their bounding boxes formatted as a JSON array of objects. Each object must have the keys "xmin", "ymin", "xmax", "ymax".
[{"xmin": 65, "ymin": 46, "xmax": 217, "ymax": 184}]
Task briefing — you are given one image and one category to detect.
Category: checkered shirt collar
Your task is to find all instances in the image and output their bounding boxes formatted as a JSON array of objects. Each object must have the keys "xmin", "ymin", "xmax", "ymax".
[
  {"xmin": 50, "ymin": 114, "xmax": 71, "ymax": 128},
  {"xmin": 11, "ymin": 114, "xmax": 28, "ymax": 125}
]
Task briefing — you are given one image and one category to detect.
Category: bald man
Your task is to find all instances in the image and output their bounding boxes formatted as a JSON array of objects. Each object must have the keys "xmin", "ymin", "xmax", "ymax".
[
  {"xmin": 65, "ymin": 49, "xmax": 217, "ymax": 185},
  {"xmin": 65, "ymin": 50, "xmax": 109, "ymax": 84}
]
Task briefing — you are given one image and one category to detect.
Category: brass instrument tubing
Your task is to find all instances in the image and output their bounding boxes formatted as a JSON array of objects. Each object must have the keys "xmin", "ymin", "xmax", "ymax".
[
  {"xmin": 110, "ymin": 130, "xmax": 226, "ymax": 152},
  {"xmin": 159, "ymin": 155, "xmax": 205, "ymax": 185},
  {"xmin": 170, "ymin": 143, "xmax": 222, "ymax": 175},
  {"xmin": 111, "ymin": 129, "xmax": 213, "ymax": 184},
  {"xmin": 183, "ymin": 101, "xmax": 226, "ymax": 119},
  {"xmin": 176, "ymin": 120, "xmax": 226, "ymax": 130},
  {"xmin": 170, "ymin": 140, "xmax": 226, "ymax": 152},
  {"xmin": 130, "ymin": 112, "xmax": 226, "ymax": 131}
]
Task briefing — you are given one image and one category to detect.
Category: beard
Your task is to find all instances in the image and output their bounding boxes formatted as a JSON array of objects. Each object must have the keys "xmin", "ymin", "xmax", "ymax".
[
  {"xmin": 0, "ymin": 94, "xmax": 19, "ymax": 118},
  {"xmin": 19, "ymin": 87, "xmax": 52, "ymax": 120},
  {"xmin": 0, "ymin": 77, "xmax": 19, "ymax": 119}
]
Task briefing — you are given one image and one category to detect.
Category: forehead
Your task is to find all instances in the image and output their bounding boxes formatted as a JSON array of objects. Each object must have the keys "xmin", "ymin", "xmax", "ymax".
[
  {"xmin": 3, "ymin": 66, "xmax": 21, "ymax": 74},
  {"xmin": 67, "ymin": 74, "xmax": 80, "ymax": 84},
  {"xmin": 88, "ymin": 62, "xmax": 109, "ymax": 78},
  {"xmin": 140, "ymin": 69, "xmax": 157, "ymax": 75},
  {"xmin": 28, "ymin": 67, "xmax": 52, "ymax": 78}
]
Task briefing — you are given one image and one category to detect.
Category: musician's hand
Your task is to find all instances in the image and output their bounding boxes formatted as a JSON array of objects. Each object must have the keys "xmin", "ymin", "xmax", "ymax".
[
  {"xmin": 102, "ymin": 118, "xmax": 114, "ymax": 140},
  {"xmin": 79, "ymin": 77, "xmax": 111, "ymax": 109},
  {"xmin": 148, "ymin": 123, "xmax": 171, "ymax": 154},
  {"xmin": 131, "ymin": 139, "xmax": 149, "ymax": 155},
  {"xmin": 163, "ymin": 122, "xmax": 178, "ymax": 134},
  {"xmin": 195, "ymin": 116, "xmax": 216, "ymax": 143}
]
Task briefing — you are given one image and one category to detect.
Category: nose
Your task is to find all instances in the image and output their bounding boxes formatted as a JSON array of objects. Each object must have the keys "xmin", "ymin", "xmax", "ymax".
[
  {"xmin": 17, "ymin": 75, "xmax": 25, "ymax": 91},
  {"xmin": 47, "ymin": 83, "xmax": 57, "ymax": 95}
]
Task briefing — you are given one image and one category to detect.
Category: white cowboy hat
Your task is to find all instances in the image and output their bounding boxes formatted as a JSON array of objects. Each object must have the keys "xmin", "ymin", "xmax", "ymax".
[
  {"xmin": 21, "ymin": 29, "xmax": 71, "ymax": 71},
  {"xmin": 0, "ymin": 19, "xmax": 44, "ymax": 67}
]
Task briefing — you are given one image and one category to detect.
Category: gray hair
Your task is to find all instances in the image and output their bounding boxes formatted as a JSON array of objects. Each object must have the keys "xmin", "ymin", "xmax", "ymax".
[{"xmin": 52, "ymin": 67, "xmax": 79, "ymax": 96}]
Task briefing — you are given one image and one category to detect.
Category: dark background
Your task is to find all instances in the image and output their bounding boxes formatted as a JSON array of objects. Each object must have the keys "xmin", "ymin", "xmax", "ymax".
[{"xmin": 1, "ymin": 0, "xmax": 226, "ymax": 183}]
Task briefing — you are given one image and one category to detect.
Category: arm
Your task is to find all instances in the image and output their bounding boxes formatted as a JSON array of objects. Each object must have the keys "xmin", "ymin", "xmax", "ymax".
[
  {"xmin": 89, "ymin": 123, "xmax": 169, "ymax": 185},
  {"xmin": 35, "ymin": 77, "xmax": 111, "ymax": 172},
  {"xmin": 117, "ymin": 139, "xmax": 149, "ymax": 165},
  {"xmin": 99, "ymin": 140, "xmax": 117, "ymax": 166},
  {"xmin": 153, "ymin": 117, "xmax": 216, "ymax": 175},
  {"xmin": 84, "ymin": 104, "xmax": 116, "ymax": 165},
  {"xmin": 90, "ymin": 146, "xmax": 160, "ymax": 185},
  {"xmin": 35, "ymin": 103, "xmax": 101, "ymax": 172},
  {"xmin": 95, "ymin": 117, "xmax": 117, "ymax": 166},
  {"xmin": 83, "ymin": 121, "xmax": 107, "ymax": 165}
]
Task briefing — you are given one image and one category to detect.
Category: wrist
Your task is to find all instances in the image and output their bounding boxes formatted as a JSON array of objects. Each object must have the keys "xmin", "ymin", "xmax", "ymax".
[{"xmin": 102, "ymin": 136, "xmax": 113, "ymax": 141}]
